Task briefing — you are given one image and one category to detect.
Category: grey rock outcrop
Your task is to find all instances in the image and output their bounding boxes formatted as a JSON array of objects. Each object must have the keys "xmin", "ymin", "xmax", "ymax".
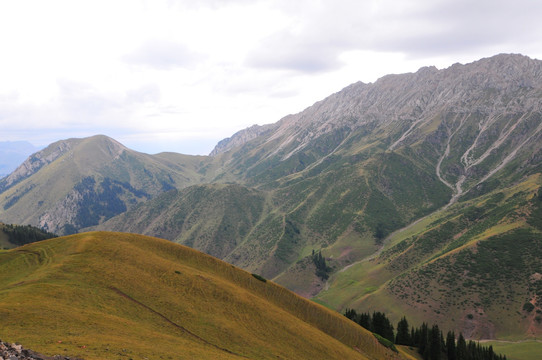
[
  {"xmin": 209, "ymin": 124, "xmax": 276, "ymax": 156},
  {"xmin": 0, "ymin": 340, "xmax": 80, "ymax": 360}
]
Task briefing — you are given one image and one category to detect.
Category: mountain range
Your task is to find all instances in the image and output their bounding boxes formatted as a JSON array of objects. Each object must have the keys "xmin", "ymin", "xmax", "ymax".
[{"xmin": 1, "ymin": 53, "xmax": 541, "ymax": 349}]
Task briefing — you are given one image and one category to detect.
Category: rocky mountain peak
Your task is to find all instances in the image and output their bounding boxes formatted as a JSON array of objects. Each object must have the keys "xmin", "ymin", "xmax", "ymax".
[
  {"xmin": 209, "ymin": 124, "xmax": 275, "ymax": 156},
  {"xmin": 209, "ymin": 54, "xmax": 542, "ymax": 162},
  {"xmin": 0, "ymin": 135, "xmax": 128, "ymax": 194}
]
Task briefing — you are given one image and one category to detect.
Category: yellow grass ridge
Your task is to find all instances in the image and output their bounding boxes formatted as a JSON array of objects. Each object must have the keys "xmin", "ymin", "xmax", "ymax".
[{"xmin": 0, "ymin": 231, "xmax": 408, "ymax": 359}]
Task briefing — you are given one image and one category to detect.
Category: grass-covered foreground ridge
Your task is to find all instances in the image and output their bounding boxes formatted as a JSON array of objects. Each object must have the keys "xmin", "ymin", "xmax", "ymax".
[{"xmin": 0, "ymin": 231, "xmax": 406, "ymax": 360}]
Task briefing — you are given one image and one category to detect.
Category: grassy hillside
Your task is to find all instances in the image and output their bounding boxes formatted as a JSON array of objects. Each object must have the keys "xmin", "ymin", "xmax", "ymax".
[
  {"xmin": 96, "ymin": 129, "xmax": 451, "ymax": 284},
  {"xmin": 480, "ymin": 340, "xmax": 542, "ymax": 360},
  {"xmin": 0, "ymin": 232, "xmax": 405, "ymax": 360},
  {"xmin": 0, "ymin": 136, "xmax": 212, "ymax": 235},
  {"xmin": 93, "ymin": 184, "xmax": 267, "ymax": 261},
  {"xmin": 315, "ymin": 174, "xmax": 542, "ymax": 340}
]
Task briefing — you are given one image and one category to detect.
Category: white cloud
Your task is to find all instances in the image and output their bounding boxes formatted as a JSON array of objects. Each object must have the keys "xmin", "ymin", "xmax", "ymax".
[{"xmin": 123, "ymin": 40, "xmax": 204, "ymax": 70}]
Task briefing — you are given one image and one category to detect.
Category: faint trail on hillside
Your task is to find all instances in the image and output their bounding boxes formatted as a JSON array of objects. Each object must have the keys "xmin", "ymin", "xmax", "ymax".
[{"xmin": 110, "ymin": 287, "xmax": 248, "ymax": 358}]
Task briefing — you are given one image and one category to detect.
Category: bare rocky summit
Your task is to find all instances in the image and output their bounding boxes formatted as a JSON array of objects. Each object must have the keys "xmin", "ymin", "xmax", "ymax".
[
  {"xmin": 209, "ymin": 124, "xmax": 275, "ymax": 156},
  {"xmin": 212, "ymin": 53, "xmax": 542, "ymax": 199},
  {"xmin": 216, "ymin": 54, "xmax": 542, "ymax": 160}
]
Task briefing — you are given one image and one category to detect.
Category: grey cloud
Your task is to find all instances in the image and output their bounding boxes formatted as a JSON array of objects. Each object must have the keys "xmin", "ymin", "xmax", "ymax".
[
  {"xmin": 123, "ymin": 40, "xmax": 203, "ymax": 70},
  {"xmin": 245, "ymin": 31, "xmax": 346, "ymax": 73},
  {"xmin": 370, "ymin": 0, "xmax": 542, "ymax": 56},
  {"xmin": 246, "ymin": 0, "xmax": 542, "ymax": 73},
  {"xmin": 177, "ymin": 0, "xmax": 256, "ymax": 9}
]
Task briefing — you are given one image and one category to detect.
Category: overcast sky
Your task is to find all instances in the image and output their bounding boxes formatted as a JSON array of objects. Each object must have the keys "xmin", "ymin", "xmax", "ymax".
[{"xmin": 1, "ymin": 0, "xmax": 541, "ymax": 155}]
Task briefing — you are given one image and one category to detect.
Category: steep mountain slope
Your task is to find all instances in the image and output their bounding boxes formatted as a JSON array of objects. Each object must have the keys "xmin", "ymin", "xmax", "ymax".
[
  {"xmin": 205, "ymin": 54, "xmax": 542, "ymax": 341},
  {"xmin": 203, "ymin": 54, "xmax": 541, "ymax": 276},
  {"xmin": 315, "ymin": 174, "xmax": 542, "ymax": 339},
  {"xmin": 0, "ymin": 135, "xmax": 211, "ymax": 235},
  {"xmin": 212, "ymin": 54, "xmax": 541, "ymax": 197},
  {"xmin": 94, "ymin": 183, "xmax": 267, "ymax": 260},
  {"xmin": 0, "ymin": 232, "xmax": 404, "ymax": 360}
]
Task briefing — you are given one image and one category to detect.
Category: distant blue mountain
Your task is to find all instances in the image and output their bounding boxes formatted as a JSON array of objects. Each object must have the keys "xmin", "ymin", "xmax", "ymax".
[{"xmin": 0, "ymin": 141, "xmax": 40, "ymax": 177}]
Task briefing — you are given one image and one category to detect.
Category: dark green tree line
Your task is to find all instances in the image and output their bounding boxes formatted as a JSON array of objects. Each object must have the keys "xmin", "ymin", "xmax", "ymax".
[
  {"xmin": 344, "ymin": 309, "xmax": 507, "ymax": 360},
  {"xmin": 311, "ymin": 250, "xmax": 331, "ymax": 280},
  {"xmin": 2, "ymin": 224, "xmax": 57, "ymax": 246}
]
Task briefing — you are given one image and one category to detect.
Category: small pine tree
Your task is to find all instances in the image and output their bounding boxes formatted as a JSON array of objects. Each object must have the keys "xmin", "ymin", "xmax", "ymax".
[
  {"xmin": 312, "ymin": 250, "xmax": 330, "ymax": 280},
  {"xmin": 429, "ymin": 324, "xmax": 441, "ymax": 360},
  {"xmin": 344, "ymin": 308, "xmax": 358, "ymax": 322},
  {"xmin": 418, "ymin": 323, "xmax": 429, "ymax": 358},
  {"xmin": 446, "ymin": 331, "xmax": 456, "ymax": 360},
  {"xmin": 359, "ymin": 312, "xmax": 372, "ymax": 331},
  {"xmin": 456, "ymin": 333, "xmax": 467, "ymax": 360},
  {"xmin": 372, "ymin": 311, "xmax": 394, "ymax": 343},
  {"xmin": 396, "ymin": 317, "xmax": 411, "ymax": 345}
]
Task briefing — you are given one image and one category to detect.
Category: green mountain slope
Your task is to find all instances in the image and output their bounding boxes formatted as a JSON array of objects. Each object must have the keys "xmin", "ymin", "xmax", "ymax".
[
  {"xmin": 94, "ymin": 183, "xmax": 267, "ymax": 260},
  {"xmin": 103, "ymin": 55, "xmax": 541, "ymax": 285},
  {"xmin": 316, "ymin": 174, "xmax": 542, "ymax": 340},
  {"xmin": 0, "ymin": 135, "xmax": 211, "ymax": 235},
  {"xmin": 0, "ymin": 232, "xmax": 405, "ymax": 360}
]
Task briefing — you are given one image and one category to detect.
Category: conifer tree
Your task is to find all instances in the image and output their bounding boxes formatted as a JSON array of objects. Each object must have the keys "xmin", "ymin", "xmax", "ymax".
[
  {"xmin": 358, "ymin": 312, "xmax": 372, "ymax": 331},
  {"xmin": 418, "ymin": 323, "xmax": 429, "ymax": 357},
  {"xmin": 344, "ymin": 308, "xmax": 358, "ymax": 322},
  {"xmin": 446, "ymin": 331, "xmax": 456, "ymax": 360},
  {"xmin": 456, "ymin": 333, "xmax": 467, "ymax": 360},
  {"xmin": 429, "ymin": 324, "xmax": 441, "ymax": 360},
  {"xmin": 396, "ymin": 316, "xmax": 411, "ymax": 345},
  {"xmin": 372, "ymin": 311, "xmax": 394, "ymax": 342}
]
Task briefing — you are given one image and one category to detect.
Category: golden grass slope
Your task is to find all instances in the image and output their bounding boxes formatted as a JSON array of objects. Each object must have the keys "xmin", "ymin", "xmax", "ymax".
[{"xmin": 0, "ymin": 232, "xmax": 406, "ymax": 360}]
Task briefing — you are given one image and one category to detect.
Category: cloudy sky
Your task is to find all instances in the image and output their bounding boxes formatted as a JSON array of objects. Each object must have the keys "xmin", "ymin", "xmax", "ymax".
[{"xmin": 1, "ymin": 0, "xmax": 541, "ymax": 155}]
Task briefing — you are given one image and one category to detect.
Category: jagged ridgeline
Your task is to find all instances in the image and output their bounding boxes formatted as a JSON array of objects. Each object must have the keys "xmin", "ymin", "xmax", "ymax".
[
  {"xmin": 0, "ymin": 232, "xmax": 406, "ymax": 360},
  {"xmin": 1, "ymin": 54, "xmax": 541, "ymax": 345}
]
